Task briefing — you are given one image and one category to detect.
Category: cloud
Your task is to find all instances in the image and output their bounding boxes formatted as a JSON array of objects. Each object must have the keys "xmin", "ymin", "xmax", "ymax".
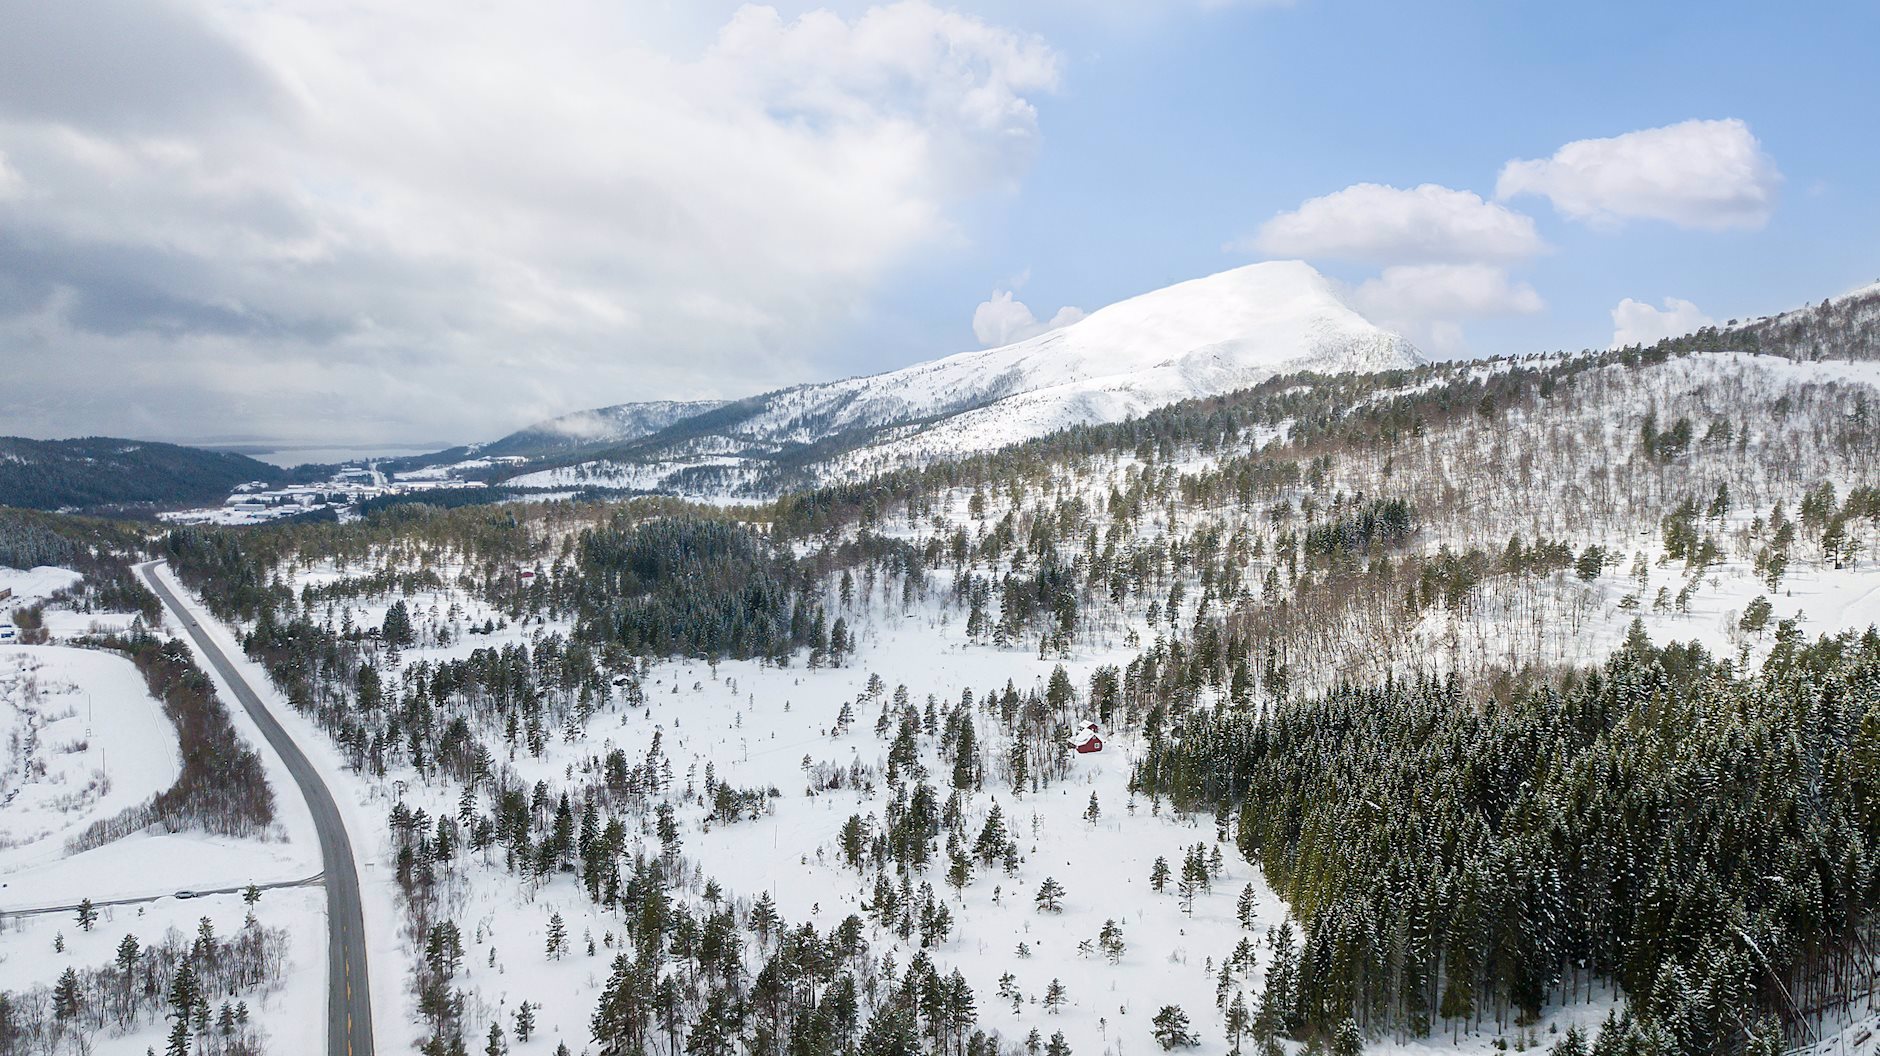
[
  {"xmin": 0, "ymin": 1, "xmax": 1060, "ymax": 445},
  {"xmin": 0, "ymin": 0, "xmax": 282, "ymax": 133},
  {"xmin": 972, "ymin": 290, "xmax": 1084, "ymax": 346},
  {"xmin": 1610, "ymin": 296, "xmax": 1715, "ymax": 348},
  {"xmin": 1352, "ymin": 263, "xmax": 1543, "ymax": 354},
  {"xmin": 0, "ymin": 151, "xmax": 20, "ymax": 200},
  {"xmin": 1245, "ymin": 183, "xmax": 1545, "ymax": 264},
  {"xmin": 1497, "ymin": 118, "xmax": 1781, "ymax": 230}
]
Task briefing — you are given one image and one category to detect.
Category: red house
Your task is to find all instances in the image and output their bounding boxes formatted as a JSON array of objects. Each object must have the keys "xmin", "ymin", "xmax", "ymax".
[{"xmin": 1071, "ymin": 721, "xmax": 1103, "ymax": 754}]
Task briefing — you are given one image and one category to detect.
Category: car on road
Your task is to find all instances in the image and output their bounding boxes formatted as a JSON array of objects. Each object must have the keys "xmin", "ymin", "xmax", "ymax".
[{"xmin": 174, "ymin": 890, "xmax": 198, "ymax": 900}]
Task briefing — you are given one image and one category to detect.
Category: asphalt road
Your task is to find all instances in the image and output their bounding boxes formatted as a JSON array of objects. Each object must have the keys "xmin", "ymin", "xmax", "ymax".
[{"xmin": 140, "ymin": 561, "xmax": 375, "ymax": 1056}]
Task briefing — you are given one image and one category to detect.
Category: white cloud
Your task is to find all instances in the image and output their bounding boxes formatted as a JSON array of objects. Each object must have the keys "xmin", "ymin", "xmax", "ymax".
[
  {"xmin": 1610, "ymin": 296, "xmax": 1715, "ymax": 348},
  {"xmin": 0, "ymin": 1, "xmax": 1060, "ymax": 445},
  {"xmin": 1245, "ymin": 183, "xmax": 1545, "ymax": 264},
  {"xmin": 972, "ymin": 290, "xmax": 1084, "ymax": 346},
  {"xmin": 1497, "ymin": 118, "xmax": 1781, "ymax": 230},
  {"xmin": 0, "ymin": 151, "xmax": 21, "ymax": 200},
  {"xmin": 1352, "ymin": 263, "xmax": 1543, "ymax": 354}
]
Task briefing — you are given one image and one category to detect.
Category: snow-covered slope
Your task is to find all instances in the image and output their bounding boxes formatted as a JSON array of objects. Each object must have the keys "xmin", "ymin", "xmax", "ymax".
[
  {"xmin": 739, "ymin": 260, "xmax": 1415, "ymax": 447},
  {"xmin": 512, "ymin": 261, "xmax": 1421, "ymax": 494},
  {"xmin": 481, "ymin": 399, "xmax": 728, "ymax": 459},
  {"xmin": 846, "ymin": 261, "xmax": 1421, "ymax": 463}
]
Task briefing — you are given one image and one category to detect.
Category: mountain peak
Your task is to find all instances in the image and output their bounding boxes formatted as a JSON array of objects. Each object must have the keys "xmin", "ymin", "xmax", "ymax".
[{"xmin": 502, "ymin": 261, "xmax": 1419, "ymax": 494}]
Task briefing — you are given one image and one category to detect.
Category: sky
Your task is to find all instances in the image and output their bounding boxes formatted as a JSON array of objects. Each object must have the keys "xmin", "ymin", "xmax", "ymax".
[{"xmin": 1, "ymin": 0, "xmax": 1875, "ymax": 450}]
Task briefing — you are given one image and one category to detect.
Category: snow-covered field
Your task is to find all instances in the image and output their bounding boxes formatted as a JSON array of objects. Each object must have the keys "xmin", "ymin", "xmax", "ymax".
[
  {"xmin": 0, "ymin": 646, "xmax": 181, "ymax": 877},
  {"xmin": 0, "ymin": 566, "xmax": 327, "ymax": 1054},
  {"xmin": 214, "ymin": 549, "xmax": 1635, "ymax": 1056},
  {"xmin": 0, "ymin": 565, "xmax": 84, "ymax": 608},
  {"xmin": 0, "ymin": 885, "xmax": 325, "ymax": 1056},
  {"xmin": 14, "ymin": 334, "xmax": 1880, "ymax": 1053}
]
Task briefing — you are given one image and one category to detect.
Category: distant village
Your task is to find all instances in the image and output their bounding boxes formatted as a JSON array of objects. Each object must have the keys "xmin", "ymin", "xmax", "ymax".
[{"xmin": 159, "ymin": 457, "xmax": 524, "ymax": 525}]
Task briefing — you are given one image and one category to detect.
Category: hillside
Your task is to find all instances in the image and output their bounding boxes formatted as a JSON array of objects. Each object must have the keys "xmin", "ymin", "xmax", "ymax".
[
  {"xmin": 148, "ymin": 302, "xmax": 1880, "ymax": 1056},
  {"xmin": 504, "ymin": 261, "xmax": 1421, "ymax": 495},
  {"xmin": 0, "ymin": 436, "xmax": 285, "ymax": 512},
  {"xmin": 477, "ymin": 399, "xmax": 731, "ymax": 461}
]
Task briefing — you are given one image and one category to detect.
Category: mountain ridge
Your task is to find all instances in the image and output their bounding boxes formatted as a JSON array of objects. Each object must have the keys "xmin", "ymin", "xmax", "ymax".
[{"xmin": 495, "ymin": 261, "xmax": 1423, "ymax": 495}]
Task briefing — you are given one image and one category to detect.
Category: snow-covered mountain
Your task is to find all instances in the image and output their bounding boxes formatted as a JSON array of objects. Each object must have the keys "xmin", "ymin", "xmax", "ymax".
[
  {"xmin": 504, "ymin": 261, "xmax": 1422, "ymax": 494},
  {"xmin": 478, "ymin": 400, "xmax": 729, "ymax": 459}
]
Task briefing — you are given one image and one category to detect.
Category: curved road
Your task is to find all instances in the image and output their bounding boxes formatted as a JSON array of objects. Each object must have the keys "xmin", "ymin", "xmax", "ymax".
[{"xmin": 139, "ymin": 561, "xmax": 375, "ymax": 1056}]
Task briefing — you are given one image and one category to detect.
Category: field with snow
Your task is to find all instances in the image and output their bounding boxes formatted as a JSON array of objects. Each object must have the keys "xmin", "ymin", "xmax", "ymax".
[
  {"xmin": 0, "ymin": 565, "xmax": 326, "ymax": 1054},
  {"xmin": 0, "ymin": 884, "xmax": 324, "ymax": 1056},
  {"xmin": 0, "ymin": 646, "xmax": 181, "ymax": 879},
  {"xmin": 14, "ymin": 315, "xmax": 1880, "ymax": 1055},
  {"xmin": 193, "ymin": 544, "xmax": 1655, "ymax": 1056}
]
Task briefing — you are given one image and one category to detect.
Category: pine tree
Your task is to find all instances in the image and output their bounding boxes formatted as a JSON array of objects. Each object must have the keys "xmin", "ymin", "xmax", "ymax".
[
  {"xmin": 1034, "ymin": 877, "xmax": 1066, "ymax": 913},
  {"xmin": 1098, "ymin": 919, "xmax": 1126, "ymax": 964},
  {"xmin": 750, "ymin": 891, "xmax": 781, "ymax": 941},
  {"xmin": 383, "ymin": 600, "xmax": 416, "ymax": 648},
  {"xmin": 53, "ymin": 967, "xmax": 81, "ymax": 1021},
  {"xmin": 546, "ymin": 912, "xmax": 568, "ymax": 960},
  {"xmin": 1330, "ymin": 1018, "xmax": 1362, "ymax": 1056},
  {"xmin": 1224, "ymin": 992, "xmax": 1250, "ymax": 1056},
  {"xmin": 998, "ymin": 973, "xmax": 1021, "ymax": 1014},
  {"xmin": 1043, "ymin": 979, "xmax": 1067, "ymax": 1013},
  {"xmin": 1549, "ymin": 1026, "xmax": 1588, "ymax": 1056},
  {"xmin": 76, "ymin": 897, "xmax": 98, "ymax": 932},
  {"xmin": 946, "ymin": 847, "xmax": 973, "ymax": 891},
  {"xmin": 515, "ymin": 1002, "xmax": 535, "ymax": 1043},
  {"xmin": 1150, "ymin": 856, "xmax": 1171, "ymax": 892},
  {"xmin": 973, "ymin": 803, "xmax": 1008, "ymax": 864},
  {"xmin": 1152, "ymin": 1006, "xmax": 1198, "ymax": 1050},
  {"xmin": 1254, "ymin": 924, "xmax": 1296, "ymax": 1040}
]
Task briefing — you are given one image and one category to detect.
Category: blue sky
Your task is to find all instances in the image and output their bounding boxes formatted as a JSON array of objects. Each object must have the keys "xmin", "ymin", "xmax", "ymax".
[
  {"xmin": 0, "ymin": 0, "xmax": 1874, "ymax": 445},
  {"xmin": 845, "ymin": 0, "xmax": 1880, "ymax": 373}
]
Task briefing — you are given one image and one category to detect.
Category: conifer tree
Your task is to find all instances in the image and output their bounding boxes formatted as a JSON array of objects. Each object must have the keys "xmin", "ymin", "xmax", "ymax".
[
  {"xmin": 1034, "ymin": 877, "xmax": 1065, "ymax": 913},
  {"xmin": 1152, "ymin": 1006, "xmax": 1197, "ymax": 1049}
]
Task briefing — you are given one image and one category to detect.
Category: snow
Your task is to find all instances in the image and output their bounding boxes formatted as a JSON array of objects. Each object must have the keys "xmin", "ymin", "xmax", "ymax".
[
  {"xmin": 210, "ymin": 544, "xmax": 1623, "ymax": 1056},
  {"xmin": 833, "ymin": 261, "xmax": 1421, "ymax": 463},
  {"xmin": 44, "ymin": 339, "xmax": 1880, "ymax": 1052},
  {"xmin": 507, "ymin": 399, "xmax": 732, "ymax": 448},
  {"xmin": 0, "ymin": 565, "xmax": 84, "ymax": 607},
  {"xmin": 0, "ymin": 885, "xmax": 326, "ymax": 1056},
  {"xmin": 501, "ymin": 261, "xmax": 1422, "ymax": 497},
  {"xmin": 0, "ymin": 832, "xmax": 317, "ymax": 912},
  {"xmin": 0, "ymin": 629, "xmax": 328, "ymax": 1054},
  {"xmin": 148, "ymin": 561, "xmax": 403, "ymax": 1056},
  {"xmin": 0, "ymin": 646, "xmax": 181, "ymax": 877}
]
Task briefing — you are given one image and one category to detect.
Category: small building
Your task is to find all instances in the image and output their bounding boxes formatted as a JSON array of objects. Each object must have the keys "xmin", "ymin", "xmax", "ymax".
[{"xmin": 1071, "ymin": 721, "xmax": 1103, "ymax": 754}]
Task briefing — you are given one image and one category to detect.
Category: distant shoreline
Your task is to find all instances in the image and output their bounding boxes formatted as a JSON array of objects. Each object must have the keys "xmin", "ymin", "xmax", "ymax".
[{"xmin": 199, "ymin": 442, "xmax": 451, "ymax": 468}]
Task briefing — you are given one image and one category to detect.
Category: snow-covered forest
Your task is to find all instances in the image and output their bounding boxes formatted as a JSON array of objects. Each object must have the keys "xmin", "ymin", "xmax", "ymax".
[{"xmin": 5, "ymin": 297, "xmax": 1834, "ymax": 1056}]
